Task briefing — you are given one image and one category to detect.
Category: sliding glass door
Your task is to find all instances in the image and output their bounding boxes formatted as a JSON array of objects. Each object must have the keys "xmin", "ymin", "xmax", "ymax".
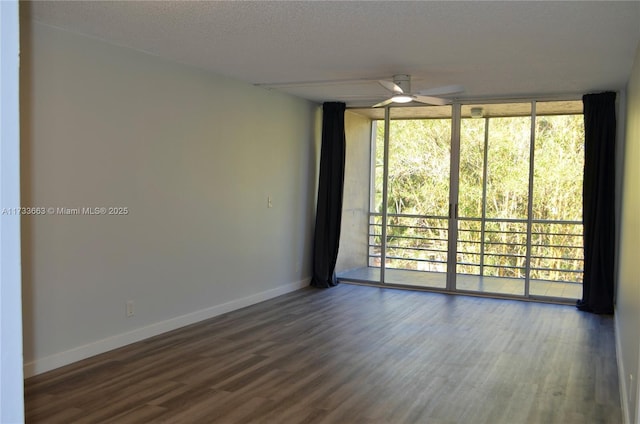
[
  {"xmin": 368, "ymin": 100, "xmax": 584, "ymax": 301},
  {"xmin": 529, "ymin": 106, "xmax": 584, "ymax": 299},
  {"xmin": 371, "ymin": 106, "xmax": 452, "ymax": 289},
  {"xmin": 456, "ymin": 103, "xmax": 532, "ymax": 296}
]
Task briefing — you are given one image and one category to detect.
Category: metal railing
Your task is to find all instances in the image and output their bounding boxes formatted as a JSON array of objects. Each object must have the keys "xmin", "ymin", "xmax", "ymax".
[{"xmin": 368, "ymin": 213, "xmax": 583, "ymax": 283}]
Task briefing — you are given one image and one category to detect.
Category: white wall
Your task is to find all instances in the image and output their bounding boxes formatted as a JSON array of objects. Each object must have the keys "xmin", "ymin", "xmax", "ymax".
[
  {"xmin": 1, "ymin": 1, "xmax": 25, "ymax": 421},
  {"xmin": 336, "ymin": 111, "xmax": 371, "ymax": 273},
  {"xmin": 20, "ymin": 20, "xmax": 320, "ymax": 376},
  {"xmin": 616, "ymin": 42, "xmax": 640, "ymax": 424}
]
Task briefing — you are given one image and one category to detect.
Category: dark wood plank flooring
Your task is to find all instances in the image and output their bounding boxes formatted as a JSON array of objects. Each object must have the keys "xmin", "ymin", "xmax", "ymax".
[{"xmin": 25, "ymin": 283, "xmax": 621, "ymax": 423}]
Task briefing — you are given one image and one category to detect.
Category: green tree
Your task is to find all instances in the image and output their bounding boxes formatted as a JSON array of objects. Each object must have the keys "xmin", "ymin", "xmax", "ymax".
[{"xmin": 371, "ymin": 110, "xmax": 584, "ymax": 282}]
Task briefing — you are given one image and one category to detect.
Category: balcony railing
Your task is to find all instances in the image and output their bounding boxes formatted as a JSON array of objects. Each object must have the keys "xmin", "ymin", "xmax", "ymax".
[{"xmin": 368, "ymin": 213, "xmax": 583, "ymax": 284}]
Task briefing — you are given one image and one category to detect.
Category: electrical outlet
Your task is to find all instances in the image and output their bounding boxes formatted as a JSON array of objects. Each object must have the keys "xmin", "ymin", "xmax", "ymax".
[
  {"xmin": 126, "ymin": 300, "xmax": 134, "ymax": 317},
  {"xmin": 267, "ymin": 196, "xmax": 273, "ymax": 208}
]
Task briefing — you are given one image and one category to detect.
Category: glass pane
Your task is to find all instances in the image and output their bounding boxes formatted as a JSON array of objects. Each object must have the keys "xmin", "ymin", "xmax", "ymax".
[
  {"xmin": 373, "ymin": 121, "xmax": 384, "ymax": 214},
  {"xmin": 532, "ymin": 114, "xmax": 584, "ymax": 221},
  {"xmin": 370, "ymin": 121, "xmax": 385, "ymax": 271},
  {"xmin": 457, "ymin": 114, "xmax": 485, "ymax": 278},
  {"xmin": 530, "ymin": 102, "xmax": 584, "ymax": 299},
  {"xmin": 386, "ymin": 119, "xmax": 451, "ymax": 217},
  {"xmin": 459, "ymin": 118, "xmax": 485, "ymax": 219},
  {"xmin": 485, "ymin": 114, "xmax": 531, "ymax": 220},
  {"xmin": 456, "ymin": 103, "xmax": 531, "ymax": 297},
  {"xmin": 379, "ymin": 107, "xmax": 452, "ymax": 289}
]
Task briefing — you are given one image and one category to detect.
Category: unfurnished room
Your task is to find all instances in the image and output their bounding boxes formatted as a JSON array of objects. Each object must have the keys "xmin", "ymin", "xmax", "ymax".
[{"xmin": 1, "ymin": 1, "xmax": 640, "ymax": 423}]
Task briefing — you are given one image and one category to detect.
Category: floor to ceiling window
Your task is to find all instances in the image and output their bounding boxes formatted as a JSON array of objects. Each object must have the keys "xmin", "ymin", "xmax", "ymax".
[
  {"xmin": 340, "ymin": 100, "xmax": 584, "ymax": 302},
  {"xmin": 456, "ymin": 103, "xmax": 533, "ymax": 296},
  {"xmin": 370, "ymin": 106, "xmax": 452, "ymax": 289}
]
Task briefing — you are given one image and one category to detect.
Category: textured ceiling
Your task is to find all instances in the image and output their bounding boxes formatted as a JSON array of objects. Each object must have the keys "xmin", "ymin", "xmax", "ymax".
[{"xmin": 26, "ymin": 1, "xmax": 640, "ymax": 107}]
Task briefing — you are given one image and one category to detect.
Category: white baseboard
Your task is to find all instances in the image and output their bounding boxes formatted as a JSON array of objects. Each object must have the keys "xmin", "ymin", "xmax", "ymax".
[
  {"xmin": 24, "ymin": 278, "xmax": 310, "ymax": 378},
  {"xmin": 616, "ymin": 309, "xmax": 632, "ymax": 424}
]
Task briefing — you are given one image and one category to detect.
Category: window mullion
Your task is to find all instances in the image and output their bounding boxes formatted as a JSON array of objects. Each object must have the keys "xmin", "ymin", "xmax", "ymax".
[{"xmin": 524, "ymin": 101, "xmax": 537, "ymax": 297}]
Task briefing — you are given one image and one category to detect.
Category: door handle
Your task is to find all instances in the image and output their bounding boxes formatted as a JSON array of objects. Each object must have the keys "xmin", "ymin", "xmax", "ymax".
[{"xmin": 449, "ymin": 203, "xmax": 459, "ymax": 219}]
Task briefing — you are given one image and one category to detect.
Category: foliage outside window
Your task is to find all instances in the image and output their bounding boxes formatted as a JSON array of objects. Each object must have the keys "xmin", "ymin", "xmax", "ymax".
[{"xmin": 370, "ymin": 102, "xmax": 584, "ymax": 284}]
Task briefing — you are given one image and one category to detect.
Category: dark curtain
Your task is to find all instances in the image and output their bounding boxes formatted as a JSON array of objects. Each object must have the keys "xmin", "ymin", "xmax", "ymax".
[
  {"xmin": 310, "ymin": 102, "xmax": 346, "ymax": 288},
  {"xmin": 577, "ymin": 92, "xmax": 616, "ymax": 314}
]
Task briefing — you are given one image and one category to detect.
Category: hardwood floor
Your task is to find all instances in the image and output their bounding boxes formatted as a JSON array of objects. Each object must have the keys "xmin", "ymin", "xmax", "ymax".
[{"xmin": 25, "ymin": 283, "xmax": 621, "ymax": 423}]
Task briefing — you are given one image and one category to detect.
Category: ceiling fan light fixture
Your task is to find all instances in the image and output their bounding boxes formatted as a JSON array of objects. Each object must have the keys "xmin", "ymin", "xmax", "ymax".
[
  {"xmin": 373, "ymin": 75, "xmax": 463, "ymax": 108},
  {"xmin": 391, "ymin": 94, "xmax": 413, "ymax": 103}
]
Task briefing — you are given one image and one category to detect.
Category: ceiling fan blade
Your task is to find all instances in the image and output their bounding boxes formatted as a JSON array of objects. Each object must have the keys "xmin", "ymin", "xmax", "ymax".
[
  {"xmin": 413, "ymin": 95, "xmax": 450, "ymax": 106},
  {"xmin": 372, "ymin": 98, "xmax": 395, "ymax": 108},
  {"xmin": 378, "ymin": 80, "xmax": 403, "ymax": 94},
  {"xmin": 416, "ymin": 84, "xmax": 464, "ymax": 96}
]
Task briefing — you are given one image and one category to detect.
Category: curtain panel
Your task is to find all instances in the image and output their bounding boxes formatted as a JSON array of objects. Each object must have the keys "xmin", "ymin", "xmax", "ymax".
[
  {"xmin": 577, "ymin": 91, "xmax": 616, "ymax": 314},
  {"xmin": 310, "ymin": 102, "xmax": 346, "ymax": 288}
]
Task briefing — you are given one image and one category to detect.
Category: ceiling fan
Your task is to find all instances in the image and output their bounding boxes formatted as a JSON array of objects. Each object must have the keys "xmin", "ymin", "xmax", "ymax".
[{"xmin": 373, "ymin": 74, "xmax": 464, "ymax": 108}]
